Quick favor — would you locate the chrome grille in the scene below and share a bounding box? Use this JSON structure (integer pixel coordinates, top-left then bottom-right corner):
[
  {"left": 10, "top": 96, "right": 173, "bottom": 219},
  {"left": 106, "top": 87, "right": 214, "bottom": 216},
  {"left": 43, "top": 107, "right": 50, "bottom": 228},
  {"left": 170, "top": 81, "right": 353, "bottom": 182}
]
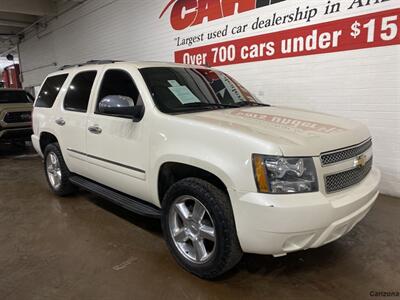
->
[
  {"left": 3, "top": 111, "right": 32, "bottom": 123},
  {"left": 321, "top": 139, "right": 372, "bottom": 166},
  {"left": 325, "top": 158, "right": 372, "bottom": 193}
]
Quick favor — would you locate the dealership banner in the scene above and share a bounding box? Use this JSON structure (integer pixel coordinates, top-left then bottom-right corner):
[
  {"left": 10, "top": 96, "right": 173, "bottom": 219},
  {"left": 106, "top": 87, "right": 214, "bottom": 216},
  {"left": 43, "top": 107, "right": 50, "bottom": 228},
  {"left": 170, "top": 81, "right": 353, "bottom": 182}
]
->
[
  {"left": 175, "top": 8, "right": 399, "bottom": 66},
  {"left": 159, "top": 0, "right": 399, "bottom": 66}
]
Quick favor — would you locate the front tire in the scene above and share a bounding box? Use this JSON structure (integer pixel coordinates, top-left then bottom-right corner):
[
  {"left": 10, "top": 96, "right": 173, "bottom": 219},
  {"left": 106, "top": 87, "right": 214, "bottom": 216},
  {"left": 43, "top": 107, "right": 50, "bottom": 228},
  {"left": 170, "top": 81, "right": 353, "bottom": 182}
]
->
[
  {"left": 162, "top": 178, "right": 242, "bottom": 279},
  {"left": 44, "top": 143, "right": 77, "bottom": 196}
]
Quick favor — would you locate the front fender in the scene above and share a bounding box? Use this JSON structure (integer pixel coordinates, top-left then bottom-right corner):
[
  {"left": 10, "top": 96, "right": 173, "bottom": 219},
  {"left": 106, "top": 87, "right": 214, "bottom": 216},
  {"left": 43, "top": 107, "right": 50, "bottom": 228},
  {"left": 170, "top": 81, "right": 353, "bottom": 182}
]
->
[
  {"left": 149, "top": 154, "right": 235, "bottom": 207},
  {"left": 147, "top": 113, "right": 282, "bottom": 205}
]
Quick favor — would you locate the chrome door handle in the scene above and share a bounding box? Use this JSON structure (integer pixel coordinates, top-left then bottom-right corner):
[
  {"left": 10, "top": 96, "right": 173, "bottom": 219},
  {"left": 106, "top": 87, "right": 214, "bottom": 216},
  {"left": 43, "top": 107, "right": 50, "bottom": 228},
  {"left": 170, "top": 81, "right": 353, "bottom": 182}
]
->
[
  {"left": 55, "top": 118, "right": 66, "bottom": 126},
  {"left": 88, "top": 125, "right": 102, "bottom": 134}
]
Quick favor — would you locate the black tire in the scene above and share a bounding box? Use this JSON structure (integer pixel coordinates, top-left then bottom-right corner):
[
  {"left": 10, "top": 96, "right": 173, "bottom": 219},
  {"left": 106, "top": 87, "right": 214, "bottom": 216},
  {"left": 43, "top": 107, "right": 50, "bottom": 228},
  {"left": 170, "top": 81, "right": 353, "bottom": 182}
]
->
[
  {"left": 162, "top": 178, "right": 243, "bottom": 280},
  {"left": 43, "top": 143, "right": 77, "bottom": 196}
]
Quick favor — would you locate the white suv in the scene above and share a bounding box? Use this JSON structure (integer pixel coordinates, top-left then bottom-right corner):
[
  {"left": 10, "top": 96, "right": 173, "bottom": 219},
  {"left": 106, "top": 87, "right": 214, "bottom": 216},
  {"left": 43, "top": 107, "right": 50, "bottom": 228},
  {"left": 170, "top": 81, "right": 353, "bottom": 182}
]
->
[{"left": 31, "top": 60, "right": 381, "bottom": 279}]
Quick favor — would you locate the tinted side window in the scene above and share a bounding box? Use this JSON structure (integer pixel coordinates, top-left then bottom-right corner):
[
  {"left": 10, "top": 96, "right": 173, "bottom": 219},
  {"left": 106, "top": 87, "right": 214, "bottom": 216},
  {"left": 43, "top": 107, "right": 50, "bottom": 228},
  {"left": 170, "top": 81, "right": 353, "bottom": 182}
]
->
[
  {"left": 35, "top": 74, "right": 68, "bottom": 108},
  {"left": 97, "top": 69, "right": 140, "bottom": 113},
  {"left": 64, "top": 71, "right": 97, "bottom": 112}
]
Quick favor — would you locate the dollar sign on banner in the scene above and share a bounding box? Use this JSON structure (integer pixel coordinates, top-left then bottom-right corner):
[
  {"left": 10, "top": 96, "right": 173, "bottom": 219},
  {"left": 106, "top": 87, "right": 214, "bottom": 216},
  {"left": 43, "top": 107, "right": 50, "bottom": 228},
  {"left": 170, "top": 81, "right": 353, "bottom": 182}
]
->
[{"left": 351, "top": 21, "right": 361, "bottom": 38}]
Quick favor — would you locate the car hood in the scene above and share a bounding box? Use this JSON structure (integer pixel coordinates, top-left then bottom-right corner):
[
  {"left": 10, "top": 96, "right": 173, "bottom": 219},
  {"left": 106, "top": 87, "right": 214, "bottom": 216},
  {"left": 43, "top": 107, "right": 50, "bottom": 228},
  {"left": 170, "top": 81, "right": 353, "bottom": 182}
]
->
[{"left": 178, "top": 106, "right": 370, "bottom": 156}]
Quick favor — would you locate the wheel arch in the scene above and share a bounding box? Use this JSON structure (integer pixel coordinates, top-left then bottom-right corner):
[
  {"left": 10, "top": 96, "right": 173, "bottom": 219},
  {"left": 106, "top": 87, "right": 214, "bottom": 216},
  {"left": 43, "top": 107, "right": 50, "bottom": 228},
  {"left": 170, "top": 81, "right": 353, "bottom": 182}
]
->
[
  {"left": 156, "top": 158, "right": 234, "bottom": 205},
  {"left": 39, "top": 131, "right": 59, "bottom": 154}
]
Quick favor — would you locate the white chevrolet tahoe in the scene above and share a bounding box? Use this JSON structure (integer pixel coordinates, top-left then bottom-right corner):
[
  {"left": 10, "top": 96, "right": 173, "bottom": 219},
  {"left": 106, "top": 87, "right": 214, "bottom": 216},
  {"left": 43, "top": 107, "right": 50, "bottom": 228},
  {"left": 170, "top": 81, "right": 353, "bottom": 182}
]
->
[{"left": 32, "top": 60, "right": 381, "bottom": 279}]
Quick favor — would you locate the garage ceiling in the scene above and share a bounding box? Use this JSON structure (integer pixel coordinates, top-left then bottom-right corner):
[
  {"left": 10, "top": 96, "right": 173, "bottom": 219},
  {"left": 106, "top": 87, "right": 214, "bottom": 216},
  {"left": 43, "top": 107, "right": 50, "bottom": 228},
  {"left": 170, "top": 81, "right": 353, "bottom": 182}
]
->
[
  {"left": 0, "top": 0, "right": 55, "bottom": 56},
  {"left": 0, "top": 0, "right": 58, "bottom": 57}
]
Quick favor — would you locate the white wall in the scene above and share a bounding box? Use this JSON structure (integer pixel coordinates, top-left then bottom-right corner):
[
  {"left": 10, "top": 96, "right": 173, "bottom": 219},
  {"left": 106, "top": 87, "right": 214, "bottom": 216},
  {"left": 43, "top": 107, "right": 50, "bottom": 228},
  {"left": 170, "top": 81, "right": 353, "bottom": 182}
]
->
[{"left": 18, "top": 0, "right": 400, "bottom": 196}]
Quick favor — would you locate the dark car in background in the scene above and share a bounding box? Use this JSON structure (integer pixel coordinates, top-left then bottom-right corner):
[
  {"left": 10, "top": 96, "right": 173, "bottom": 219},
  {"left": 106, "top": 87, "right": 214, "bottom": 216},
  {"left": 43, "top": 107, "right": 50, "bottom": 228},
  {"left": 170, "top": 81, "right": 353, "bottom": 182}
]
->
[{"left": 0, "top": 89, "right": 33, "bottom": 145}]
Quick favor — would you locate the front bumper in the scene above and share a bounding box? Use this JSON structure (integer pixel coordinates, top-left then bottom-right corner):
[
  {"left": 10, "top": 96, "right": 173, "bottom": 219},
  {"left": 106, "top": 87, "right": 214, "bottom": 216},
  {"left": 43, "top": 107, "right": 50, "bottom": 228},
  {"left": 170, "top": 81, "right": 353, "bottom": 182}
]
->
[
  {"left": 0, "top": 127, "right": 33, "bottom": 142},
  {"left": 230, "top": 167, "right": 381, "bottom": 256}
]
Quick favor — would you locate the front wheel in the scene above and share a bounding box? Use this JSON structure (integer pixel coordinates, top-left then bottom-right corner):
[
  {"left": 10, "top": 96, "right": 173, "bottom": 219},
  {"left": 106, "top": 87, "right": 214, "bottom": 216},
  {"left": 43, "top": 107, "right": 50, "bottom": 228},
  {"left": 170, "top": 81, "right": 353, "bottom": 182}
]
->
[{"left": 162, "top": 178, "right": 242, "bottom": 280}]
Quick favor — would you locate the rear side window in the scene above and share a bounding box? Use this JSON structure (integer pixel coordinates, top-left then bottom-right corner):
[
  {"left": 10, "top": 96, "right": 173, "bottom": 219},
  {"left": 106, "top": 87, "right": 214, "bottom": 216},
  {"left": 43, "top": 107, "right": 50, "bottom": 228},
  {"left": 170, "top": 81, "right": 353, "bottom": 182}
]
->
[
  {"left": 64, "top": 71, "right": 97, "bottom": 112},
  {"left": 35, "top": 74, "right": 68, "bottom": 108}
]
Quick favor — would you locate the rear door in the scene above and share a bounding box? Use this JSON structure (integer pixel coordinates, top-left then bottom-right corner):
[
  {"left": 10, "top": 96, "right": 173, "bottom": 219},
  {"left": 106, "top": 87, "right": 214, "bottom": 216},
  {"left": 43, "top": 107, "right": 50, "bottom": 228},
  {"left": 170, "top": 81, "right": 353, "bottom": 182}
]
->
[
  {"left": 56, "top": 68, "right": 101, "bottom": 178},
  {"left": 85, "top": 67, "right": 150, "bottom": 201},
  {"left": 33, "top": 73, "right": 69, "bottom": 154}
]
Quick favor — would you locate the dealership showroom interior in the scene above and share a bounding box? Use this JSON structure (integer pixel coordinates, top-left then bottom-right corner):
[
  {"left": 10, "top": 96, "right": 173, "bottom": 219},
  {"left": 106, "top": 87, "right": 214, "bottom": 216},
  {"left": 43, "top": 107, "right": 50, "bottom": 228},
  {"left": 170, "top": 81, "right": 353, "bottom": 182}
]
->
[{"left": 0, "top": 0, "right": 399, "bottom": 299}]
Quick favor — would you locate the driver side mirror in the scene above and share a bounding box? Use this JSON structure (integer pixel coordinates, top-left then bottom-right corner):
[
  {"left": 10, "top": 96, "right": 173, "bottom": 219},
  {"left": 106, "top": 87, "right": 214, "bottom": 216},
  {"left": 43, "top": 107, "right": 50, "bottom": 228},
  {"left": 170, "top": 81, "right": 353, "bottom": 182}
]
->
[{"left": 98, "top": 95, "right": 144, "bottom": 122}]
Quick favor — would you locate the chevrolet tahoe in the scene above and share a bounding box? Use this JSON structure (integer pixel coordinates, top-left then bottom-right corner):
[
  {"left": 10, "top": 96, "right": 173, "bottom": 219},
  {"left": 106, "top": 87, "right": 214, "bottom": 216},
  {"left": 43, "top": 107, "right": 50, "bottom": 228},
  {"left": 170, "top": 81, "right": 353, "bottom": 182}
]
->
[{"left": 31, "top": 60, "right": 381, "bottom": 279}]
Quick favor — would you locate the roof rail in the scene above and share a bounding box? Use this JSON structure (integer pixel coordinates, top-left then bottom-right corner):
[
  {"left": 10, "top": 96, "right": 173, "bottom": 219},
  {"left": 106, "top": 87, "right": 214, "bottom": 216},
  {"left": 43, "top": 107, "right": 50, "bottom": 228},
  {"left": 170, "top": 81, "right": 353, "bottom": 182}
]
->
[
  {"left": 59, "top": 64, "right": 75, "bottom": 70},
  {"left": 59, "top": 60, "right": 122, "bottom": 70},
  {"left": 85, "top": 60, "right": 122, "bottom": 65}
]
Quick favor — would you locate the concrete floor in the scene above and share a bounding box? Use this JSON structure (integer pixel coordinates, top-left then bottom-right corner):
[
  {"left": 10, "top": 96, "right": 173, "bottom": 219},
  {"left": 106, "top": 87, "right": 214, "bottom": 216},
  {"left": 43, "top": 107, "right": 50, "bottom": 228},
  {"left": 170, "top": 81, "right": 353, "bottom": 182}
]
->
[{"left": 0, "top": 144, "right": 399, "bottom": 300}]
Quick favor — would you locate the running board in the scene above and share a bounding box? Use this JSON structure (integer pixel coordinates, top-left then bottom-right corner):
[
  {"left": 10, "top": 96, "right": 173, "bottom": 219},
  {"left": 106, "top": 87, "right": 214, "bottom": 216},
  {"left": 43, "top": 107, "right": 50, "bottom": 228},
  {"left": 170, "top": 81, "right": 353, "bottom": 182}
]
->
[{"left": 69, "top": 175, "right": 161, "bottom": 218}]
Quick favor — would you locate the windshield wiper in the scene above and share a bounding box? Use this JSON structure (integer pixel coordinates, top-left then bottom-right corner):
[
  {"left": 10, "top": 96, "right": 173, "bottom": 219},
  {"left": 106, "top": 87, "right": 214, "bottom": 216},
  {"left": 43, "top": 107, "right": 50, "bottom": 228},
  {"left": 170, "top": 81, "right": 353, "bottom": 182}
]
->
[
  {"left": 235, "top": 102, "right": 270, "bottom": 107},
  {"left": 177, "top": 102, "right": 270, "bottom": 112},
  {"left": 182, "top": 102, "right": 240, "bottom": 109}
]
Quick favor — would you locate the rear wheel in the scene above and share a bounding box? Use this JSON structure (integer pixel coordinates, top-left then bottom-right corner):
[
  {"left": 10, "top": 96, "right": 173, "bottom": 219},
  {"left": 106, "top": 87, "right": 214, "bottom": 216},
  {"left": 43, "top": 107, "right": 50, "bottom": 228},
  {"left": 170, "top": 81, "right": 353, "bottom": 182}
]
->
[
  {"left": 44, "top": 143, "right": 77, "bottom": 196},
  {"left": 162, "top": 178, "right": 242, "bottom": 279}
]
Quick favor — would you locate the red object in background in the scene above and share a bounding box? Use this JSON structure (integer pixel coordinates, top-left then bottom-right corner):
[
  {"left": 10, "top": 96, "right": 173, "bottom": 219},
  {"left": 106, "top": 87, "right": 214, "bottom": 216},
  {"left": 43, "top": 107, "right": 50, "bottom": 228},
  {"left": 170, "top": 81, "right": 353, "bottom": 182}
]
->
[{"left": 2, "top": 64, "right": 22, "bottom": 88}]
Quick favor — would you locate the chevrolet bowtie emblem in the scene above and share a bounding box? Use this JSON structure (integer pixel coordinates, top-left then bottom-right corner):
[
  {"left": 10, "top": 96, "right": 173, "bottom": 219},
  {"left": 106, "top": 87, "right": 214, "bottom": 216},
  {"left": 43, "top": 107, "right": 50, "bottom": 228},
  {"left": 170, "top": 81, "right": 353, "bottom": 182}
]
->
[{"left": 354, "top": 154, "right": 367, "bottom": 168}]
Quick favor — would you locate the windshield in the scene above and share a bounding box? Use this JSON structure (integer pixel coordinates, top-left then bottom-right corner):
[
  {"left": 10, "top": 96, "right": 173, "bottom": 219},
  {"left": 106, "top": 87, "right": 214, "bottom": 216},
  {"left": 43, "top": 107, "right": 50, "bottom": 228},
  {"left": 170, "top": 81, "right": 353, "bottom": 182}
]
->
[
  {"left": 140, "top": 67, "right": 263, "bottom": 114},
  {"left": 0, "top": 90, "right": 33, "bottom": 104}
]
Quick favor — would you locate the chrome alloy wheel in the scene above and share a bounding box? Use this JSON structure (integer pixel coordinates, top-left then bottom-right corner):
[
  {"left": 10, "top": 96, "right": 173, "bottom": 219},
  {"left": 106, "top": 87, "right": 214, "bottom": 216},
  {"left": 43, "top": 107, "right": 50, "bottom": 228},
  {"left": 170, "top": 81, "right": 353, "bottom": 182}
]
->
[
  {"left": 169, "top": 195, "right": 216, "bottom": 264},
  {"left": 46, "top": 152, "right": 62, "bottom": 190}
]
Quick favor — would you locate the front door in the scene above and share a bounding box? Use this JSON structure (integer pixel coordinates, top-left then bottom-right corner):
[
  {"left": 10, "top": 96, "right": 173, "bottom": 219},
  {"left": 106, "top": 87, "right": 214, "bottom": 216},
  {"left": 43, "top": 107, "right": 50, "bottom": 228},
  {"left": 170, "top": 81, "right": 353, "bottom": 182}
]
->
[{"left": 85, "top": 68, "right": 150, "bottom": 201}]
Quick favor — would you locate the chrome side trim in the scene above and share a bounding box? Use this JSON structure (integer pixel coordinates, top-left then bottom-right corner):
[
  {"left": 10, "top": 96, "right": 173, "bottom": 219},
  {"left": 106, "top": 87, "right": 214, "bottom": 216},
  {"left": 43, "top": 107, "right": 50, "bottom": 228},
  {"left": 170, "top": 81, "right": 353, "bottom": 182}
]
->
[{"left": 67, "top": 148, "right": 145, "bottom": 174}]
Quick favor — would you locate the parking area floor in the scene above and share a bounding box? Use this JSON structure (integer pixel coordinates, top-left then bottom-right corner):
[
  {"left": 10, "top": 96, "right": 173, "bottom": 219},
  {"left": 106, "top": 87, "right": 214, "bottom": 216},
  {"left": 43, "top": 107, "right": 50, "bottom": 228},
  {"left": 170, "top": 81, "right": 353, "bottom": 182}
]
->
[{"left": 0, "top": 144, "right": 399, "bottom": 300}]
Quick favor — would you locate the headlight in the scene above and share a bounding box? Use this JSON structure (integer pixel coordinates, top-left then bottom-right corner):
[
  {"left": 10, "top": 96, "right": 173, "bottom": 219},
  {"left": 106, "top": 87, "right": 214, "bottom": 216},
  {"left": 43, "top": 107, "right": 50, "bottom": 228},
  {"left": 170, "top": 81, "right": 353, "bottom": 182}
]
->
[{"left": 252, "top": 154, "right": 318, "bottom": 194}]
